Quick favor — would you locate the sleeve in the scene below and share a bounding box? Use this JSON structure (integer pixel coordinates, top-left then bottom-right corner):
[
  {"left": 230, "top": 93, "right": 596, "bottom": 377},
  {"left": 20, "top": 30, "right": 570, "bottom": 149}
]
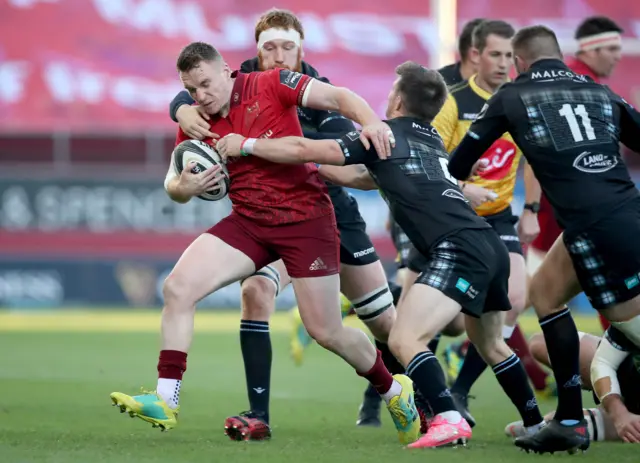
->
[
  {"left": 268, "top": 68, "right": 313, "bottom": 108},
  {"left": 304, "top": 130, "right": 353, "bottom": 140},
  {"left": 169, "top": 90, "right": 195, "bottom": 123},
  {"left": 318, "top": 111, "right": 356, "bottom": 133},
  {"left": 336, "top": 131, "right": 380, "bottom": 166},
  {"left": 431, "top": 94, "right": 459, "bottom": 152},
  {"left": 616, "top": 94, "right": 640, "bottom": 153},
  {"left": 448, "top": 91, "right": 509, "bottom": 180}
]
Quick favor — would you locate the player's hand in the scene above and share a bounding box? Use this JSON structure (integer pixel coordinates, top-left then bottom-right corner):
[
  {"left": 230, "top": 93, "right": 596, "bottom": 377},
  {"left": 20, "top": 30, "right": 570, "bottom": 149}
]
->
[
  {"left": 176, "top": 105, "right": 219, "bottom": 140},
  {"left": 518, "top": 209, "right": 540, "bottom": 244},
  {"left": 360, "top": 121, "right": 395, "bottom": 159},
  {"left": 471, "top": 159, "right": 490, "bottom": 176},
  {"left": 613, "top": 411, "right": 640, "bottom": 443},
  {"left": 216, "top": 134, "right": 246, "bottom": 160},
  {"left": 462, "top": 183, "right": 498, "bottom": 208},
  {"left": 177, "top": 161, "right": 225, "bottom": 197}
]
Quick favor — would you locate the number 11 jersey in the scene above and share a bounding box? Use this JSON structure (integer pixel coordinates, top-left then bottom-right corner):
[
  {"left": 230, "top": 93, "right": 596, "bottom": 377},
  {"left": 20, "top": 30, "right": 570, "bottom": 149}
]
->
[{"left": 451, "top": 58, "right": 640, "bottom": 234}]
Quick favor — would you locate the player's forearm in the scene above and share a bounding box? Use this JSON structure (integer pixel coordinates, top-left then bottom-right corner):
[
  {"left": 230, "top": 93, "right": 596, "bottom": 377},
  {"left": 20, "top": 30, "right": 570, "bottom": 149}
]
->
[
  {"left": 305, "top": 83, "right": 380, "bottom": 127},
  {"left": 332, "top": 88, "right": 380, "bottom": 127},
  {"left": 448, "top": 139, "right": 484, "bottom": 180},
  {"left": 523, "top": 161, "right": 542, "bottom": 203},
  {"left": 319, "top": 165, "right": 377, "bottom": 190},
  {"left": 602, "top": 394, "right": 630, "bottom": 421},
  {"left": 251, "top": 137, "right": 343, "bottom": 166},
  {"left": 252, "top": 137, "right": 309, "bottom": 164},
  {"left": 165, "top": 177, "right": 192, "bottom": 203}
]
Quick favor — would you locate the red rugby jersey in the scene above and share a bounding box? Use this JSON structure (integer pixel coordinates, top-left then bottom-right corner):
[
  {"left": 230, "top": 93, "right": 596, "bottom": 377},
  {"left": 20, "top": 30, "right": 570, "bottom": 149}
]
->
[{"left": 175, "top": 69, "right": 333, "bottom": 226}]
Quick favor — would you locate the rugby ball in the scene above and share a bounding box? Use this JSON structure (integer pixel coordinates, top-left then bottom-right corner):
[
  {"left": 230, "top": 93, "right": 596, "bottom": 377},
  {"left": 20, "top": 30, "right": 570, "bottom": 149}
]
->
[{"left": 172, "top": 139, "right": 230, "bottom": 201}]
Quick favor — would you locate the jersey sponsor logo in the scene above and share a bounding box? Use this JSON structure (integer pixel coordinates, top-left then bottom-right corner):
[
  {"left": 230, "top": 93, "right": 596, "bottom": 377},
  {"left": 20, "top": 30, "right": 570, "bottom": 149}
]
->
[
  {"left": 353, "top": 247, "right": 375, "bottom": 258},
  {"left": 345, "top": 131, "right": 359, "bottom": 142},
  {"left": 572, "top": 151, "right": 618, "bottom": 173},
  {"left": 244, "top": 100, "right": 261, "bottom": 133},
  {"left": 476, "top": 139, "right": 517, "bottom": 180},
  {"left": 455, "top": 277, "right": 478, "bottom": 299},
  {"left": 279, "top": 69, "right": 303, "bottom": 89},
  {"left": 462, "top": 112, "right": 478, "bottom": 120},
  {"left": 412, "top": 122, "right": 440, "bottom": 138},
  {"left": 531, "top": 69, "right": 584, "bottom": 80},
  {"left": 442, "top": 188, "right": 467, "bottom": 202}
]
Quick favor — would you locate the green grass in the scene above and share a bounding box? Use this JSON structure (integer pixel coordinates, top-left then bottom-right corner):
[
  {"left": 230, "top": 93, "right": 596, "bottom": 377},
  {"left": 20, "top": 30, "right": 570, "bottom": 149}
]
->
[{"left": 0, "top": 311, "right": 637, "bottom": 462}]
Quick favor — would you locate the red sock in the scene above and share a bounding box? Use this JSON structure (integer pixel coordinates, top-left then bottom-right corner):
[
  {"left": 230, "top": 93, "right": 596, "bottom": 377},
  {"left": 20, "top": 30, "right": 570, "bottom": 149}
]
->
[
  {"left": 358, "top": 349, "right": 394, "bottom": 395},
  {"left": 506, "top": 324, "right": 548, "bottom": 391},
  {"left": 157, "top": 350, "right": 187, "bottom": 380},
  {"left": 598, "top": 312, "right": 610, "bottom": 331}
]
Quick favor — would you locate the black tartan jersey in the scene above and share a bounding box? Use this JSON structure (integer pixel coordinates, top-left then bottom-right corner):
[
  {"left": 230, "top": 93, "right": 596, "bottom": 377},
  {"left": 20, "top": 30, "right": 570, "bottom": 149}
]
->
[
  {"left": 449, "top": 59, "right": 640, "bottom": 233},
  {"left": 336, "top": 117, "right": 490, "bottom": 255}
]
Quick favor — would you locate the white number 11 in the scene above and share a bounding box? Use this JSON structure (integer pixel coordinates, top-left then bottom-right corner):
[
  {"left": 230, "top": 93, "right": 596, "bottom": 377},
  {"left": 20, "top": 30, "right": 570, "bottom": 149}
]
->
[
  {"left": 438, "top": 157, "right": 458, "bottom": 185},
  {"left": 558, "top": 103, "right": 596, "bottom": 142}
]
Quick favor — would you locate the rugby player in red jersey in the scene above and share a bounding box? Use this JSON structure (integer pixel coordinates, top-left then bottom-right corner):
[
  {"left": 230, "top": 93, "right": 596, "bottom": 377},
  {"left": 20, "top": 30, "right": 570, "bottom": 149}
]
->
[
  {"left": 109, "top": 41, "right": 421, "bottom": 444},
  {"left": 528, "top": 16, "right": 623, "bottom": 332}
]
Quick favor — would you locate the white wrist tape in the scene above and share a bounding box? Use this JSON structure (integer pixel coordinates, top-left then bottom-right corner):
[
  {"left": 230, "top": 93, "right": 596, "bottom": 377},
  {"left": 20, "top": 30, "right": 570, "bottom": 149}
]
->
[
  {"left": 243, "top": 138, "right": 257, "bottom": 155},
  {"left": 590, "top": 334, "right": 627, "bottom": 402},
  {"left": 578, "top": 32, "right": 622, "bottom": 51},
  {"left": 257, "top": 27, "right": 301, "bottom": 49}
]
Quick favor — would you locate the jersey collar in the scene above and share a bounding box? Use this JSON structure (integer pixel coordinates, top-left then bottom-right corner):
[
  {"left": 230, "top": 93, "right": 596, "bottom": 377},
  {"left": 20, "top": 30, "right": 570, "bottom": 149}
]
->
[
  {"left": 468, "top": 74, "right": 493, "bottom": 101},
  {"left": 230, "top": 71, "right": 246, "bottom": 108}
]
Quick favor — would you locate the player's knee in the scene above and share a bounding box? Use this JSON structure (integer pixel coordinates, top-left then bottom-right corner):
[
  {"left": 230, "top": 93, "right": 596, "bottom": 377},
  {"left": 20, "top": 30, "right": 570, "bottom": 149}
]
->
[
  {"left": 162, "top": 272, "right": 196, "bottom": 308},
  {"left": 305, "top": 324, "right": 339, "bottom": 350},
  {"left": 475, "top": 337, "right": 512, "bottom": 366},
  {"left": 240, "top": 276, "right": 276, "bottom": 320},
  {"left": 442, "top": 314, "right": 465, "bottom": 337},
  {"left": 527, "top": 275, "right": 552, "bottom": 315},
  {"left": 507, "top": 283, "right": 527, "bottom": 315}
]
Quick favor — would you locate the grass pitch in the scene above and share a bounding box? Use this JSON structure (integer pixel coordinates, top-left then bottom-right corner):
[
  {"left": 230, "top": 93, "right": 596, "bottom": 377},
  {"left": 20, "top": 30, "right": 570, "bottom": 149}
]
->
[{"left": 0, "top": 310, "right": 638, "bottom": 462}]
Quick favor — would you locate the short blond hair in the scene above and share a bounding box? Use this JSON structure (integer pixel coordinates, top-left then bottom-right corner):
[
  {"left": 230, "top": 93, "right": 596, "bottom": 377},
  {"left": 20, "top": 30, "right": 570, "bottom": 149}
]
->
[{"left": 254, "top": 9, "right": 305, "bottom": 43}]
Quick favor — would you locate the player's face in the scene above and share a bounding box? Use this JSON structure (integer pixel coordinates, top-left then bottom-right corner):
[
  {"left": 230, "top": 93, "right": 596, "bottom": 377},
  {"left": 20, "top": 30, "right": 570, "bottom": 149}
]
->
[
  {"left": 179, "top": 60, "right": 232, "bottom": 115},
  {"left": 592, "top": 45, "right": 622, "bottom": 77},
  {"left": 476, "top": 34, "right": 513, "bottom": 88},
  {"left": 259, "top": 39, "right": 302, "bottom": 71}
]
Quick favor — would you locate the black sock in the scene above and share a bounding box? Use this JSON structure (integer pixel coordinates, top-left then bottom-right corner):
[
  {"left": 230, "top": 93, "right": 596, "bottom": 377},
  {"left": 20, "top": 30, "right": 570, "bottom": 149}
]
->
[
  {"left": 451, "top": 343, "right": 487, "bottom": 396},
  {"left": 375, "top": 339, "right": 405, "bottom": 375},
  {"left": 239, "top": 320, "right": 271, "bottom": 423},
  {"left": 427, "top": 333, "right": 442, "bottom": 354},
  {"left": 492, "top": 353, "right": 544, "bottom": 427},
  {"left": 406, "top": 351, "right": 455, "bottom": 415},
  {"left": 539, "top": 307, "right": 583, "bottom": 422}
]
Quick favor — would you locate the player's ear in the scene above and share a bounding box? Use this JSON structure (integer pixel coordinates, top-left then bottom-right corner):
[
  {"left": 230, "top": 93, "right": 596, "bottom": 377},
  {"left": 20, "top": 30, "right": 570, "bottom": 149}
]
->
[
  {"left": 220, "top": 61, "right": 231, "bottom": 77},
  {"left": 514, "top": 55, "right": 525, "bottom": 74},
  {"left": 394, "top": 94, "right": 403, "bottom": 113},
  {"left": 469, "top": 47, "right": 481, "bottom": 66}
]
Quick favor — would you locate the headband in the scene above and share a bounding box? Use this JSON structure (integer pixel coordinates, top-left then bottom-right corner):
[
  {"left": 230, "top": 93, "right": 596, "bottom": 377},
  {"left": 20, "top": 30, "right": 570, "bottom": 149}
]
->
[
  {"left": 257, "top": 27, "right": 302, "bottom": 49},
  {"left": 578, "top": 31, "right": 622, "bottom": 51}
]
